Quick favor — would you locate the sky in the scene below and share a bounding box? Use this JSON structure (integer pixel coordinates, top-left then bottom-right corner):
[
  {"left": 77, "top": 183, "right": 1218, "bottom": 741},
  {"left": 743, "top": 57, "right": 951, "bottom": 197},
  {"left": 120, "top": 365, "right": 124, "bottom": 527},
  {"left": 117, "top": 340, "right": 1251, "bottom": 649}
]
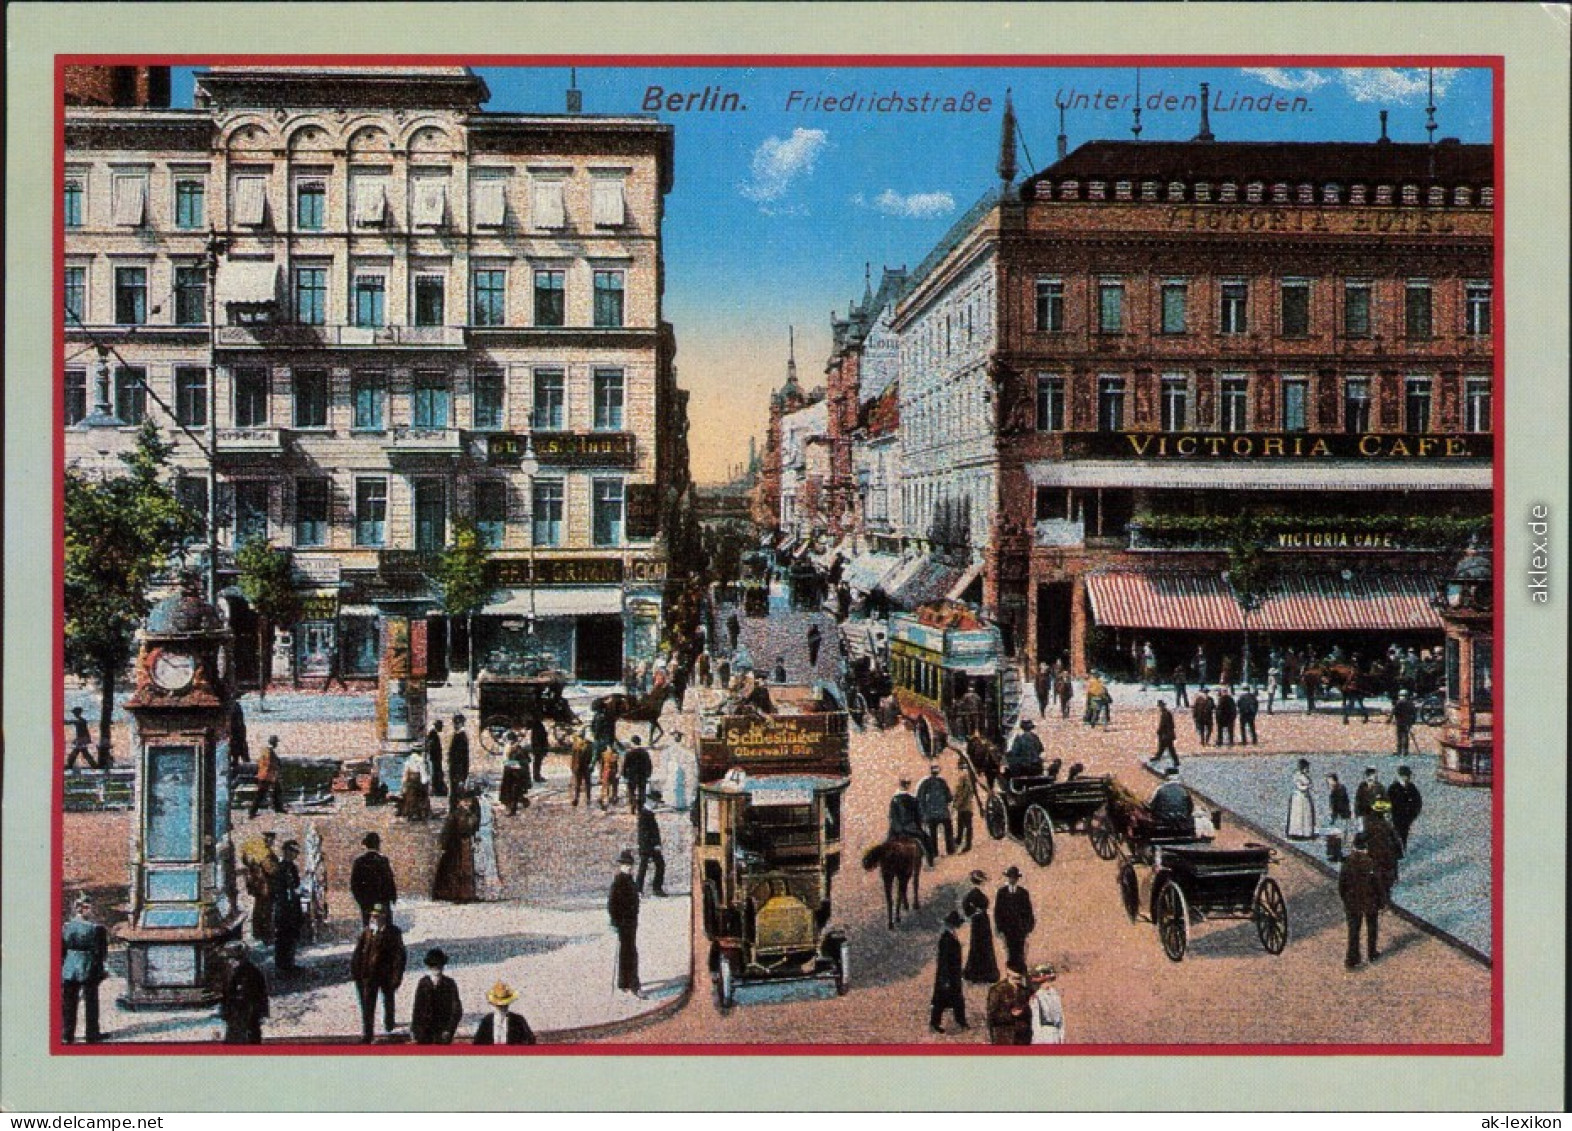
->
[{"left": 171, "top": 63, "right": 1493, "bottom": 483}]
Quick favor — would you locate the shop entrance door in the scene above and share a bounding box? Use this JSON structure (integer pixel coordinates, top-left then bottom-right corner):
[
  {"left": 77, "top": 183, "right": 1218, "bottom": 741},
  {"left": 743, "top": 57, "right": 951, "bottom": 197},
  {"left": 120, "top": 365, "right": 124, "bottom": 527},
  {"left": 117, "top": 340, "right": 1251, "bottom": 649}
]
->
[
  {"left": 1036, "top": 582, "right": 1073, "bottom": 668},
  {"left": 576, "top": 615, "right": 623, "bottom": 683}
]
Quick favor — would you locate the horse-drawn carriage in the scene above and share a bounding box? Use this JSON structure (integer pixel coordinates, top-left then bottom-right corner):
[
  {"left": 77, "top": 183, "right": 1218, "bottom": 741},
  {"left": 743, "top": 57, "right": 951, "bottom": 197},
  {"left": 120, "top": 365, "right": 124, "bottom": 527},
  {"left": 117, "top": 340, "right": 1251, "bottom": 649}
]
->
[
  {"left": 476, "top": 669, "right": 581, "bottom": 755},
  {"left": 888, "top": 601, "right": 1020, "bottom": 756},
  {"left": 1096, "top": 782, "right": 1289, "bottom": 962},
  {"left": 695, "top": 687, "right": 852, "bottom": 1007},
  {"left": 981, "top": 767, "right": 1114, "bottom": 867}
]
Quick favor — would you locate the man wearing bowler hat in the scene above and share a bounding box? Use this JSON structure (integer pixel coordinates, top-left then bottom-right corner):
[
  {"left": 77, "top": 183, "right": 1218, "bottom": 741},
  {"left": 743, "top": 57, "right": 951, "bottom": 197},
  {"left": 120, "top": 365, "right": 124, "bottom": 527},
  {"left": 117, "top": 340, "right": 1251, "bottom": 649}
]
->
[
  {"left": 994, "top": 865, "right": 1037, "bottom": 973},
  {"left": 411, "top": 947, "right": 463, "bottom": 1045},
  {"left": 350, "top": 904, "right": 406, "bottom": 1043},
  {"left": 929, "top": 909, "right": 969, "bottom": 1034},
  {"left": 350, "top": 831, "right": 398, "bottom": 926},
  {"left": 608, "top": 849, "right": 642, "bottom": 996},
  {"left": 1004, "top": 720, "right": 1044, "bottom": 779},
  {"left": 993, "top": 868, "right": 1043, "bottom": 975}
]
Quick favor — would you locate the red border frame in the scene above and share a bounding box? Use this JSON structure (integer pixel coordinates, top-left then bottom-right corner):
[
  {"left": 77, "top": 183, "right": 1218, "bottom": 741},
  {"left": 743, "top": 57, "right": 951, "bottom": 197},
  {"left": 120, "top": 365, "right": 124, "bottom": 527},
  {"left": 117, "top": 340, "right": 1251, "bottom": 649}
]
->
[{"left": 51, "top": 52, "right": 1507, "bottom": 1058}]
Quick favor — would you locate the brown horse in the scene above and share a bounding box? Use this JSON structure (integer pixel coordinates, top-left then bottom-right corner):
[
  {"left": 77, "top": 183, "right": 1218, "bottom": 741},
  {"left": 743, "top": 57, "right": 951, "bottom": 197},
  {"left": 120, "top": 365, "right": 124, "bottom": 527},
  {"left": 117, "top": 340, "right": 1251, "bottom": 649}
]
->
[
  {"left": 595, "top": 685, "right": 676, "bottom": 745},
  {"left": 862, "top": 836, "right": 924, "bottom": 929}
]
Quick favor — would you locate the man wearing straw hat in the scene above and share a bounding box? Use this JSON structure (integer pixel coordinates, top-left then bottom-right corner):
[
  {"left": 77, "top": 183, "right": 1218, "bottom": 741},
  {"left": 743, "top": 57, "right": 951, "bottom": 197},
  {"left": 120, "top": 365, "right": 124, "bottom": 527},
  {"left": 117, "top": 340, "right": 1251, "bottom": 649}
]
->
[
  {"left": 1028, "top": 964, "right": 1065, "bottom": 1044},
  {"left": 473, "top": 982, "right": 536, "bottom": 1045}
]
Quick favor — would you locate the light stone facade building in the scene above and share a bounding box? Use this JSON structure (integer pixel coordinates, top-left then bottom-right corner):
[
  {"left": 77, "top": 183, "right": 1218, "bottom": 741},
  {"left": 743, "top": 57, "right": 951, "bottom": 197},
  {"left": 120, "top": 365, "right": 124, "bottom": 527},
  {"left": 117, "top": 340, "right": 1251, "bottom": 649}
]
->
[{"left": 64, "top": 66, "right": 684, "bottom": 685}]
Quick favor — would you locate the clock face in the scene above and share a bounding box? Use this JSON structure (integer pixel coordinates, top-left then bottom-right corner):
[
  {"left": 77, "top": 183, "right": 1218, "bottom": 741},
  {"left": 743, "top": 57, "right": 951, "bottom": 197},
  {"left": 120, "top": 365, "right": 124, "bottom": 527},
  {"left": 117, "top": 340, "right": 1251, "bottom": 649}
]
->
[{"left": 151, "top": 650, "right": 197, "bottom": 692}]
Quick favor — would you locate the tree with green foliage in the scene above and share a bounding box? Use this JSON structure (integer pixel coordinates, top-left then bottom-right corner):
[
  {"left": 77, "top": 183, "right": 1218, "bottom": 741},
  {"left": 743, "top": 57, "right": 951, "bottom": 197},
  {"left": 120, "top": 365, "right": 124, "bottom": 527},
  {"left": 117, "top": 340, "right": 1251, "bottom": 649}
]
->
[
  {"left": 64, "top": 422, "right": 205, "bottom": 759},
  {"left": 235, "top": 536, "right": 302, "bottom": 708},
  {"left": 1223, "top": 512, "right": 1279, "bottom": 687},
  {"left": 432, "top": 519, "right": 493, "bottom": 693}
]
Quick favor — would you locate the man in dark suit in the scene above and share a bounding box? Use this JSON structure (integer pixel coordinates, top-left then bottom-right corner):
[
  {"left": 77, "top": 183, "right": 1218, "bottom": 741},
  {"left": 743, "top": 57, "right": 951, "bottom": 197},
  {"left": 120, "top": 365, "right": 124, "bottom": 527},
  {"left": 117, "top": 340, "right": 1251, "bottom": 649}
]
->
[
  {"left": 929, "top": 909, "right": 969, "bottom": 1034},
  {"left": 1339, "top": 833, "right": 1385, "bottom": 968},
  {"left": 1214, "top": 688, "right": 1237, "bottom": 747},
  {"left": 1387, "top": 766, "right": 1424, "bottom": 850},
  {"left": 1004, "top": 720, "right": 1044, "bottom": 778},
  {"left": 271, "top": 839, "right": 304, "bottom": 973},
  {"left": 887, "top": 778, "right": 924, "bottom": 847},
  {"left": 350, "top": 904, "right": 407, "bottom": 1043},
  {"left": 1237, "top": 687, "right": 1260, "bottom": 745},
  {"left": 425, "top": 719, "right": 448, "bottom": 798},
  {"left": 608, "top": 851, "right": 641, "bottom": 996},
  {"left": 622, "top": 736, "right": 653, "bottom": 815},
  {"left": 219, "top": 941, "right": 269, "bottom": 1044},
  {"left": 1354, "top": 767, "right": 1386, "bottom": 821},
  {"left": 994, "top": 866, "right": 1037, "bottom": 973},
  {"left": 637, "top": 790, "right": 667, "bottom": 896},
  {"left": 528, "top": 715, "right": 551, "bottom": 783},
  {"left": 1152, "top": 700, "right": 1179, "bottom": 768},
  {"left": 915, "top": 763, "right": 955, "bottom": 864},
  {"left": 350, "top": 832, "right": 398, "bottom": 927},
  {"left": 411, "top": 947, "right": 463, "bottom": 1045},
  {"left": 60, "top": 893, "right": 108, "bottom": 1043},
  {"left": 447, "top": 714, "right": 471, "bottom": 799}
]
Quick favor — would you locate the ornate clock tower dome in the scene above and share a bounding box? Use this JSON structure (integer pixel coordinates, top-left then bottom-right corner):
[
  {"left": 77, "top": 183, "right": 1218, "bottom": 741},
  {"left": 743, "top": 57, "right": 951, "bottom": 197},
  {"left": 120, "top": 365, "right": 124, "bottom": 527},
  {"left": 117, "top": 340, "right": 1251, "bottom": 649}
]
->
[{"left": 119, "top": 573, "right": 244, "bottom": 1008}]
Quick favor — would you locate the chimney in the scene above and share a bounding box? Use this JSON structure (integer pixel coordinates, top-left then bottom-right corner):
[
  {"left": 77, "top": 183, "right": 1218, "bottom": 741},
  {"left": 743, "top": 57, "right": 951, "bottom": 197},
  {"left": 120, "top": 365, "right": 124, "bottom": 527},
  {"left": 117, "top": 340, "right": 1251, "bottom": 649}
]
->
[
  {"left": 566, "top": 67, "right": 583, "bottom": 114},
  {"left": 1195, "top": 82, "right": 1215, "bottom": 142},
  {"left": 1056, "top": 102, "right": 1068, "bottom": 162}
]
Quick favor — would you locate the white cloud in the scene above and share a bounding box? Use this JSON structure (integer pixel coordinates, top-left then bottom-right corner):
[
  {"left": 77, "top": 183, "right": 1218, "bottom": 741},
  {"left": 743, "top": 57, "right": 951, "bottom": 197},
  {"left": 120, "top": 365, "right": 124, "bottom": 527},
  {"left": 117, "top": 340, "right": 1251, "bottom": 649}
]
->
[
  {"left": 1242, "top": 68, "right": 1329, "bottom": 93},
  {"left": 740, "top": 128, "right": 829, "bottom": 204},
  {"left": 857, "top": 188, "right": 957, "bottom": 219},
  {"left": 1339, "top": 67, "right": 1460, "bottom": 105}
]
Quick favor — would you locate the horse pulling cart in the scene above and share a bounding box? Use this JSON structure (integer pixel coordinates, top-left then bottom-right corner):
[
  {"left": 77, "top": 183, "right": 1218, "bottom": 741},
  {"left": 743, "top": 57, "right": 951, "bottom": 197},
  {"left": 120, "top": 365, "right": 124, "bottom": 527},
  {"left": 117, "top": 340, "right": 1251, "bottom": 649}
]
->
[
  {"left": 695, "top": 688, "right": 852, "bottom": 1008},
  {"left": 475, "top": 670, "right": 581, "bottom": 755},
  {"left": 982, "top": 770, "right": 1114, "bottom": 867}
]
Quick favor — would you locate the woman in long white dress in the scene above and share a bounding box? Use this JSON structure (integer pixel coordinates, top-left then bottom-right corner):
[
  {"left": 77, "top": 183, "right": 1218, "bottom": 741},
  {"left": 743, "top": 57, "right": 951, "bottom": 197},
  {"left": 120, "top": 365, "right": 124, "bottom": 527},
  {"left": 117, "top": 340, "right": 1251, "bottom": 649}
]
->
[
  {"left": 473, "top": 789, "right": 503, "bottom": 901},
  {"left": 1285, "top": 758, "right": 1317, "bottom": 839},
  {"left": 1029, "top": 965, "right": 1065, "bottom": 1044}
]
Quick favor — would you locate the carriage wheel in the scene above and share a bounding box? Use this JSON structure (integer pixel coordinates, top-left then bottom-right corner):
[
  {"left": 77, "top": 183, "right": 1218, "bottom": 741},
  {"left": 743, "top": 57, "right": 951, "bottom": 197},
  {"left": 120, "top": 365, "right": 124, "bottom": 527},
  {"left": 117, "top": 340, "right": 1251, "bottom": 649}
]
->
[
  {"left": 1023, "top": 805, "right": 1055, "bottom": 867},
  {"left": 1253, "top": 877, "right": 1289, "bottom": 955},
  {"left": 716, "top": 951, "right": 739, "bottom": 1010},
  {"left": 1089, "top": 807, "right": 1119, "bottom": 861},
  {"left": 1118, "top": 862, "right": 1141, "bottom": 923},
  {"left": 1155, "top": 880, "right": 1190, "bottom": 962},
  {"left": 479, "top": 717, "right": 513, "bottom": 756},
  {"left": 985, "top": 795, "right": 1007, "bottom": 840}
]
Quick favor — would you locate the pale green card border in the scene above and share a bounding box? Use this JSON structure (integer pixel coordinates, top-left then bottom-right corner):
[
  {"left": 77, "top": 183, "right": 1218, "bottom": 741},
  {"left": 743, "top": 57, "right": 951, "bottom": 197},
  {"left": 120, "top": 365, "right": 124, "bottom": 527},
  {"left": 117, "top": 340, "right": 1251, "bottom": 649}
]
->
[{"left": 5, "top": 2, "right": 1567, "bottom": 1113}]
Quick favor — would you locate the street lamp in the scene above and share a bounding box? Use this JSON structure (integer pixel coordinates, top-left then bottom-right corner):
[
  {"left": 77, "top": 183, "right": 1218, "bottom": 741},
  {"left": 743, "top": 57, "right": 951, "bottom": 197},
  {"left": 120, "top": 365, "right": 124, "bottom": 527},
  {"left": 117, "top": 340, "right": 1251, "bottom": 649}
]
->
[{"left": 519, "top": 436, "right": 540, "bottom": 638}]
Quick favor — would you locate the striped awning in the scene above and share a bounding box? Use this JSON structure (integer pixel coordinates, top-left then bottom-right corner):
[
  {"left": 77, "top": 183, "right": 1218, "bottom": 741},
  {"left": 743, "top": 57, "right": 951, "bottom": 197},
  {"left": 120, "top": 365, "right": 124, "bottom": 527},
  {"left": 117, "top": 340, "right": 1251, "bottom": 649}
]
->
[{"left": 1085, "top": 571, "right": 1444, "bottom": 633}]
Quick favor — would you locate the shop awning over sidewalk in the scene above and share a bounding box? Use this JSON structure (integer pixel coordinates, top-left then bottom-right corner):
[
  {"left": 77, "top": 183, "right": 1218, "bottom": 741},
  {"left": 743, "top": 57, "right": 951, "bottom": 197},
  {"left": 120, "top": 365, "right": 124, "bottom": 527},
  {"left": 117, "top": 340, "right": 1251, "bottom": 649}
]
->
[
  {"left": 1085, "top": 571, "right": 1444, "bottom": 633},
  {"left": 891, "top": 557, "right": 971, "bottom": 611},
  {"left": 1026, "top": 460, "right": 1492, "bottom": 492},
  {"left": 485, "top": 588, "right": 625, "bottom": 617}
]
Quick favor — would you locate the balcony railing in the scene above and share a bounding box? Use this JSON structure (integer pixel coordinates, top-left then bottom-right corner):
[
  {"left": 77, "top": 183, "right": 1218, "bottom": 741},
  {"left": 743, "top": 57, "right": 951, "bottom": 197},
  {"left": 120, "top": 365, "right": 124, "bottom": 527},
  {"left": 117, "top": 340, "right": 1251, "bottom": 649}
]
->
[
  {"left": 216, "top": 324, "right": 466, "bottom": 349},
  {"left": 1034, "top": 518, "right": 1086, "bottom": 547}
]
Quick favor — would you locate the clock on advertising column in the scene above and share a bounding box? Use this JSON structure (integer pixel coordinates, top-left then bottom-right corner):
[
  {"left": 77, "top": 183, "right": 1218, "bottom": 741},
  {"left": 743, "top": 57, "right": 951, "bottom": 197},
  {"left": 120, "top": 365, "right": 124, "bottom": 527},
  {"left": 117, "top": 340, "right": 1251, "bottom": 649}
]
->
[{"left": 119, "top": 573, "right": 243, "bottom": 1009}]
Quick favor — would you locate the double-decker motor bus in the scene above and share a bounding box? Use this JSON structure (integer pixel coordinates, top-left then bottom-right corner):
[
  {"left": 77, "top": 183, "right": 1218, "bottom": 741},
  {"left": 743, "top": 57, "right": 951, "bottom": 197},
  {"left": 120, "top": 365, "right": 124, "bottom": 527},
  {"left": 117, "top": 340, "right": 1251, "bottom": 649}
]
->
[{"left": 889, "top": 600, "right": 1021, "bottom": 756}]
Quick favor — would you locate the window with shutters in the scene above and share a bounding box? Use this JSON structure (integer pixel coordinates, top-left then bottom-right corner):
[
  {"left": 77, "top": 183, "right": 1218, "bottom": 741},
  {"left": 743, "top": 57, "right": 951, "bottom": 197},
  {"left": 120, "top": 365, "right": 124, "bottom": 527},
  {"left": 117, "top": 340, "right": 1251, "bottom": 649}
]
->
[
  {"left": 533, "top": 177, "right": 567, "bottom": 229},
  {"left": 352, "top": 176, "right": 388, "bottom": 227},
  {"left": 592, "top": 178, "right": 626, "bottom": 227},
  {"left": 412, "top": 178, "right": 449, "bottom": 228},
  {"left": 111, "top": 173, "right": 148, "bottom": 226},
  {"left": 472, "top": 176, "right": 506, "bottom": 227},
  {"left": 232, "top": 176, "right": 267, "bottom": 227}
]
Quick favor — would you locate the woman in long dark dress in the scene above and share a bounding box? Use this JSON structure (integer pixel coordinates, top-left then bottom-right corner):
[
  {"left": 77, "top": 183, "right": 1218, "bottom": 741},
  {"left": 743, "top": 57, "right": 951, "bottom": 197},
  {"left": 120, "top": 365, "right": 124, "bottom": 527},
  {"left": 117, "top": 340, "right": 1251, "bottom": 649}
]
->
[
  {"left": 432, "top": 791, "right": 480, "bottom": 903},
  {"left": 962, "top": 870, "right": 1000, "bottom": 984}
]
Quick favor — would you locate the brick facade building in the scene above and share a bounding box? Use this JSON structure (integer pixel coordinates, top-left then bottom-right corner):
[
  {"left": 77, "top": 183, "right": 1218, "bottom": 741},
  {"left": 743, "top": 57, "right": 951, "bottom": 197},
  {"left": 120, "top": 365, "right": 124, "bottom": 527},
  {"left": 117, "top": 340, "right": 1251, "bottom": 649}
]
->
[{"left": 64, "top": 66, "right": 686, "bottom": 685}]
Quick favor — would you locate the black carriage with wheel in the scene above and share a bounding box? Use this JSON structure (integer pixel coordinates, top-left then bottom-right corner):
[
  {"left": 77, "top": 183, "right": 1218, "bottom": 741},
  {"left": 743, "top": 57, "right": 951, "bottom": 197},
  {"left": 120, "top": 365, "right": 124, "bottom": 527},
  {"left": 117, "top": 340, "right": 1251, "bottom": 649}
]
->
[
  {"left": 1120, "top": 842, "right": 1289, "bottom": 962},
  {"left": 475, "top": 671, "right": 581, "bottom": 756},
  {"left": 981, "top": 772, "right": 1114, "bottom": 867}
]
